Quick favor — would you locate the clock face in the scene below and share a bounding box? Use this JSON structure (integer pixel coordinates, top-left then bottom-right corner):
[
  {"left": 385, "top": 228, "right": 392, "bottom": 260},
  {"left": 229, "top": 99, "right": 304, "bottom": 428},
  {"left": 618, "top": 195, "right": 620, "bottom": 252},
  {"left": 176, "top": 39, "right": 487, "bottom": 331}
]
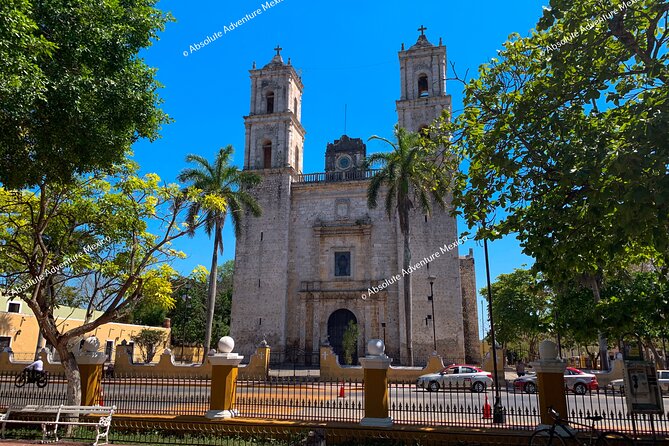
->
[{"left": 336, "top": 155, "right": 352, "bottom": 170}]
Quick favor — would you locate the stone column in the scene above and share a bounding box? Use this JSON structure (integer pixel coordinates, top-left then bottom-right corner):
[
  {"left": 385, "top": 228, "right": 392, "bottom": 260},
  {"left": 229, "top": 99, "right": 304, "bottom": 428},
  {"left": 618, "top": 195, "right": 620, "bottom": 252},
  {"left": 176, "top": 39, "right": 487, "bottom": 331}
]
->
[
  {"left": 206, "top": 336, "right": 244, "bottom": 419},
  {"left": 75, "top": 336, "right": 107, "bottom": 406},
  {"left": 360, "top": 339, "right": 392, "bottom": 427},
  {"left": 532, "top": 340, "right": 567, "bottom": 426}
]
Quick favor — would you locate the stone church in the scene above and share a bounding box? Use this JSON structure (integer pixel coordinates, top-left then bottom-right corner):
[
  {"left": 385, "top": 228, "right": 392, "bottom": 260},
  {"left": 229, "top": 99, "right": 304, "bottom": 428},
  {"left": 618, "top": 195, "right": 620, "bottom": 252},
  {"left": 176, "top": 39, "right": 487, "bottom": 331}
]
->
[{"left": 230, "top": 30, "right": 480, "bottom": 366}]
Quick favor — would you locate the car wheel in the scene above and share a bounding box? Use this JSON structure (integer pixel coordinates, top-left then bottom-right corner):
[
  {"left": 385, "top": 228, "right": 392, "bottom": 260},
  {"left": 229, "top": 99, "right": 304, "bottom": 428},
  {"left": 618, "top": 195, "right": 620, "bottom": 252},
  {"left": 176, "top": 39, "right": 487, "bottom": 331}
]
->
[
  {"left": 428, "top": 381, "right": 440, "bottom": 392},
  {"left": 525, "top": 382, "right": 537, "bottom": 394},
  {"left": 574, "top": 383, "right": 587, "bottom": 395},
  {"left": 471, "top": 381, "right": 486, "bottom": 393}
]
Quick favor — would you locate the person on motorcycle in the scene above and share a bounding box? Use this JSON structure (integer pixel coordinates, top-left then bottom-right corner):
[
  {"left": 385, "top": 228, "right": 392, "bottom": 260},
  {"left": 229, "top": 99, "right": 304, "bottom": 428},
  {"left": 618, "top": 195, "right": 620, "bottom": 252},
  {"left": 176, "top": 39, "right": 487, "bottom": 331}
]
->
[{"left": 24, "top": 358, "right": 44, "bottom": 382}]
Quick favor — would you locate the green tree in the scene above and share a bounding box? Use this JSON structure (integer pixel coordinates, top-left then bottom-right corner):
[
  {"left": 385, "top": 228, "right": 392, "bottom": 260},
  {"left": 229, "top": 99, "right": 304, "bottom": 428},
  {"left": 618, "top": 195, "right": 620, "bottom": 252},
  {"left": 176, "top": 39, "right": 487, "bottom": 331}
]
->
[
  {"left": 342, "top": 320, "right": 360, "bottom": 366},
  {"left": 168, "top": 261, "right": 234, "bottom": 357},
  {"left": 484, "top": 269, "right": 551, "bottom": 360},
  {"left": 598, "top": 271, "right": 669, "bottom": 365},
  {"left": 131, "top": 329, "right": 167, "bottom": 363},
  {"left": 178, "top": 147, "right": 261, "bottom": 355},
  {"left": 0, "top": 161, "right": 204, "bottom": 405},
  {"left": 433, "top": 0, "right": 669, "bottom": 369},
  {"left": 366, "top": 126, "right": 450, "bottom": 366},
  {"left": 0, "top": 0, "right": 171, "bottom": 189}
]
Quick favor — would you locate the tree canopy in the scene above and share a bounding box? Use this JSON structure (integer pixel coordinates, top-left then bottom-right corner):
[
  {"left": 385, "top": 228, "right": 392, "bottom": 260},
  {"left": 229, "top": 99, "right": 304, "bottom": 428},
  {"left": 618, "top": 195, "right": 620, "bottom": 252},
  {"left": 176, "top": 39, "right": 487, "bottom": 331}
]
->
[
  {"left": 430, "top": 0, "right": 669, "bottom": 368},
  {"left": 0, "top": 0, "right": 171, "bottom": 189}
]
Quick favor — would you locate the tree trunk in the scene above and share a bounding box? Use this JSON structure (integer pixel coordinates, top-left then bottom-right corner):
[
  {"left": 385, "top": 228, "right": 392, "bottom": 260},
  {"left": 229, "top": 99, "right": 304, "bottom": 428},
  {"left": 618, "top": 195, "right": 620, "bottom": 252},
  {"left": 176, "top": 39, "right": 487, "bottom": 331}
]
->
[
  {"left": 644, "top": 338, "right": 663, "bottom": 368},
  {"left": 57, "top": 342, "right": 82, "bottom": 406},
  {"left": 588, "top": 276, "right": 609, "bottom": 371},
  {"left": 203, "top": 226, "right": 221, "bottom": 362},
  {"left": 403, "top": 231, "right": 413, "bottom": 366}
]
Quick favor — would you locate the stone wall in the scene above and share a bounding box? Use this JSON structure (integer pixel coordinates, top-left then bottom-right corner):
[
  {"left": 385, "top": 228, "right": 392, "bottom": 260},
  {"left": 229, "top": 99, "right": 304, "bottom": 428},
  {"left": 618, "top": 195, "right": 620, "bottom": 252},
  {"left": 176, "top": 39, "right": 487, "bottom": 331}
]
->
[
  {"left": 459, "top": 250, "right": 481, "bottom": 364},
  {"left": 230, "top": 169, "right": 293, "bottom": 355}
]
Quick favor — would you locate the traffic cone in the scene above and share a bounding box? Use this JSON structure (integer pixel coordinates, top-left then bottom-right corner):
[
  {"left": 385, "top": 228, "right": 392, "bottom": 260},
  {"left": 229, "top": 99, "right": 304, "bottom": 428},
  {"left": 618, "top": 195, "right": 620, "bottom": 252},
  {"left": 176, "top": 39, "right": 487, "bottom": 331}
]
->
[
  {"left": 482, "top": 394, "right": 492, "bottom": 419},
  {"left": 338, "top": 381, "right": 345, "bottom": 398}
]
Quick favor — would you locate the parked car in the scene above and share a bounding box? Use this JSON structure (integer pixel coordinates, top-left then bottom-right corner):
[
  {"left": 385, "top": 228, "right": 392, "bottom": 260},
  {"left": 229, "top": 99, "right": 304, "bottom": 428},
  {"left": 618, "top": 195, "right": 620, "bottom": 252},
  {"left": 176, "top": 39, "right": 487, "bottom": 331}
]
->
[
  {"left": 609, "top": 370, "right": 669, "bottom": 394},
  {"left": 513, "top": 367, "right": 598, "bottom": 395},
  {"left": 416, "top": 364, "right": 493, "bottom": 393}
]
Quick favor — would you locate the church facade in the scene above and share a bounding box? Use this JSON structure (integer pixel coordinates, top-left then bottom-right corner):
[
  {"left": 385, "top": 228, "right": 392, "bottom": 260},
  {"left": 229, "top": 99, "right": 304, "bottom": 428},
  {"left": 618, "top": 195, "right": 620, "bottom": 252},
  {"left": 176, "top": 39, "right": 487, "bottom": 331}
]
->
[{"left": 230, "top": 31, "right": 480, "bottom": 366}]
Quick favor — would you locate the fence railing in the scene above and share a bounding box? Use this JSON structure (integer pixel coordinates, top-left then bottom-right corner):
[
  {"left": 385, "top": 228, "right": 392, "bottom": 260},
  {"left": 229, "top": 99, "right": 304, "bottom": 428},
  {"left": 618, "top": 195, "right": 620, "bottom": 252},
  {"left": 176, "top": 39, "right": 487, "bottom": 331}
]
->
[
  {"left": 2, "top": 369, "right": 668, "bottom": 437},
  {"left": 102, "top": 374, "right": 211, "bottom": 416},
  {"left": 235, "top": 376, "right": 363, "bottom": 422},
  {"left": 566, "top": 387, "right": 669, "bottom": 435},
  {"left": 0, "top": 371, "right": 68, "bottom": 409},
  {"left": 389, "top": 380, "right": 541, "bottom": 429},
  {"left": 293, "top": 169, "right": 380, "bottom": 183}
]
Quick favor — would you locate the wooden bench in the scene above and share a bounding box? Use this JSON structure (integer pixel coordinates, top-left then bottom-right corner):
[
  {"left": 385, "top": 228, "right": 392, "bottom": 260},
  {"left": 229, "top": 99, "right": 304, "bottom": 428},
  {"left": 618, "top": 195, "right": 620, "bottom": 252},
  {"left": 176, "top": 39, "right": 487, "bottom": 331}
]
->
[{"left": 1, "top": 404, "right": 115, "bottom": 445}]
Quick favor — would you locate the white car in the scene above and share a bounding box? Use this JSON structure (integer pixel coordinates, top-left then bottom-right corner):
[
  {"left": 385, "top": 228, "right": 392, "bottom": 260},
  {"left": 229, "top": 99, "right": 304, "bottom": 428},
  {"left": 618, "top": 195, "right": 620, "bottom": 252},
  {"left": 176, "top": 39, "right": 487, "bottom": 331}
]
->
[
  {"left": 610, "top": 370, "right": 669, "bottom": 394},
  {"left": 514, "top": 367, "right": 599, "bottom": 394},
  {"left": 416, "top": 364, "right": 493, "bottom": 393}
]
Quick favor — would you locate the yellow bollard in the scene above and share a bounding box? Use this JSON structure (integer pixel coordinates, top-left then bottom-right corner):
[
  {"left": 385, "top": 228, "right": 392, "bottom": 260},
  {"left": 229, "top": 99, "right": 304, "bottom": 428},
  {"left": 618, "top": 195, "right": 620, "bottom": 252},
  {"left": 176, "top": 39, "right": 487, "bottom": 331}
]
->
[{"left": 360, "top": 339, "right": 392, "bottom": 427}]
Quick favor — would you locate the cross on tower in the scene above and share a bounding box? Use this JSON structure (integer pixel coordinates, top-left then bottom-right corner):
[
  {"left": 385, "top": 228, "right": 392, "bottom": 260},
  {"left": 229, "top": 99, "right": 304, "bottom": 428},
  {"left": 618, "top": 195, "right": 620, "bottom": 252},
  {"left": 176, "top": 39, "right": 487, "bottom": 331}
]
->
[
  {"left": 418, "top": 25, "right": 427, "bottom": 36},
  {"left": 274, "top": 45, "right": 283, "bottom": 56}
]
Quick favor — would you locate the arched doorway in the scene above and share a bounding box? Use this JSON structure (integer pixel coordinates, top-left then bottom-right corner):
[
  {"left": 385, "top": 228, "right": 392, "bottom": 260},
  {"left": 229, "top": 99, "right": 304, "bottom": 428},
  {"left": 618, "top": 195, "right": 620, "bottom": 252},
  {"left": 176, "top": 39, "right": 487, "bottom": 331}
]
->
[{"left": 327, "top": 309, "right": 358, "bottom": 365}]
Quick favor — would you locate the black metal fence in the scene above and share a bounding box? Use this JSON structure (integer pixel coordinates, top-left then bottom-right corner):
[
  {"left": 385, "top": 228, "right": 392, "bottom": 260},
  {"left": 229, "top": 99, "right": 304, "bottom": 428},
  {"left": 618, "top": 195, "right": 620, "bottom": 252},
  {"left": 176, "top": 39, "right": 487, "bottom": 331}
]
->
[
  {"left": 236, "top": 377, "right": 363, "bottom": 422},
  {"left": 389, "top": 380, "right": 541, "bottom": 429},
  {"left": 102, "top": 374, "right": 211, "bottom": 416},
  {"left": 0, "top": 370, "right": 68, "bottom": 409},
  {"left": 566, "top": 387, "right": 669, "bottom": 435}
]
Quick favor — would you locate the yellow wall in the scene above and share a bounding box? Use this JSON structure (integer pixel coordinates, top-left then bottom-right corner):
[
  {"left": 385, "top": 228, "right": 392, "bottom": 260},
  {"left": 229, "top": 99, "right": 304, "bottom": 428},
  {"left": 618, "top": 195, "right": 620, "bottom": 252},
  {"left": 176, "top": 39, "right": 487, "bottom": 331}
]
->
[{"left": 0, "top": 296, "right": 170, "bottom": 363}]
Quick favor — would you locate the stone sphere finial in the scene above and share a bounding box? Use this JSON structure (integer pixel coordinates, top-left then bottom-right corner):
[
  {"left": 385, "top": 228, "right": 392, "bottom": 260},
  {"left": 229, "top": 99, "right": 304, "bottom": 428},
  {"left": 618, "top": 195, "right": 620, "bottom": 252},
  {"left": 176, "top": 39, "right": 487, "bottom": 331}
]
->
[
  {"left": 217, "top": 336, "right": 235, "bottom": 354},
  {"left": 82, "top": 336, "right": 100, "bottom": 353},
  {"left": 539, "top": 340, "right": 559, "bottom": 360},
  {"left": 367, "top": 339, "right": 385, "bottom": 356}
]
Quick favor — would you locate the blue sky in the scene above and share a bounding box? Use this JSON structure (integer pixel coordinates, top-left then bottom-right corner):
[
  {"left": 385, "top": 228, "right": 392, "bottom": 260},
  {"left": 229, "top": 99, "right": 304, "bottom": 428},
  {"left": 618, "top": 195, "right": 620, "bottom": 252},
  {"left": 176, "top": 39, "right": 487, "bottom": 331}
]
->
[{"left": 132, "top": 0, "right": 543, "bottom": 336}]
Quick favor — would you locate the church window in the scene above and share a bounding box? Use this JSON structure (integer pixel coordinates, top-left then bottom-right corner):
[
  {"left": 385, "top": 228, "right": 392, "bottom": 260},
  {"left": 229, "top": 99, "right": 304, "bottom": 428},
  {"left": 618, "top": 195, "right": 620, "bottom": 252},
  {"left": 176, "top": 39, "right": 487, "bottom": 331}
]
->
[
  {"left": 334, "top": 251, "right": 351, "bottom": 277},
  {"left": 263, "top": 141, "right": 272, "bottom": 169},
  {"left": 294, "top": 145, "right": 300, "bottom": 172},
  {"left": 266, "top": 91, "right": 275, "bottom": 113},
  {"left": 260, "top": 231, "right": 263, "bottom": 241},
  {"left": 418, "top": 74, "right": 429, "bottom": 97},
  {"left": 293, "top": 98, "right": 298, "bottom": 115}
]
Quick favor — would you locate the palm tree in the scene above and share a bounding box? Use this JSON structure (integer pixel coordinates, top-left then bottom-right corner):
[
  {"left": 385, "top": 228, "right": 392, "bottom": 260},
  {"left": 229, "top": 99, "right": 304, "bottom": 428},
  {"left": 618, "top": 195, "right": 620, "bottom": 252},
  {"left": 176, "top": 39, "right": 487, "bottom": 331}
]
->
[
  {"left": 366, "top": 126, "right": 449, "bottom": 366},
  {"left": 178, "top": 146, "right": 261, "bottom": 357}
]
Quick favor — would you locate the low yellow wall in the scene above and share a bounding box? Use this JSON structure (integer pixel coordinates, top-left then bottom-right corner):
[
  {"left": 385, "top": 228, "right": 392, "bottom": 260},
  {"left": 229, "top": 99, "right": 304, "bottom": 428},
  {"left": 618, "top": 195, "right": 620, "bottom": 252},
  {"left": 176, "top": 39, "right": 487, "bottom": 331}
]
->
[
  {"left": 111, "top": 344, "right": 270, "bottom": 379},
  {"left": 319, "top": 346, "right": 445, "bottom": 381}
]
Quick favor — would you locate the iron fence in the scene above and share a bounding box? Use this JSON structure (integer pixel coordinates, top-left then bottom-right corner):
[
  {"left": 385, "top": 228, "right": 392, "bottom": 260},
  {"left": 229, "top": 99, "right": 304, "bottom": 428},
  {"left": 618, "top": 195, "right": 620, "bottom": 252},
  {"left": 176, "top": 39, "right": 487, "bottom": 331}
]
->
[
  {"left": 236, "top": 376, "right": 363, "bottom": 422},
  {"left": 389, "top": 380, "right": 540, "bottom": 429},
  {"left": 102, "top": 374, "right": 211, "bottom": 416},
  {"left": 0, "top": 370, "right": 68, "bottom": 409},
  {"left": 566, "top": 387, "right": 669, "bottom": 435}
]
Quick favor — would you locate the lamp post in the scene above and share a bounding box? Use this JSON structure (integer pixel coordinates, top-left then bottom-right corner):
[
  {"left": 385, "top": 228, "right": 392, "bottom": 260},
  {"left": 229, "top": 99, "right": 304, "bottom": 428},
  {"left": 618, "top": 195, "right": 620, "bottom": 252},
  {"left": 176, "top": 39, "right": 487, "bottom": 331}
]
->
[
  {"left": 427, "top": 275, "right": 437, "bottom": 353},
  {"left": 181, "top": 281, "right": 192, "bottom": 363},
  {"left": 483, "top": 238, "right": 505, "bottom": 424}
]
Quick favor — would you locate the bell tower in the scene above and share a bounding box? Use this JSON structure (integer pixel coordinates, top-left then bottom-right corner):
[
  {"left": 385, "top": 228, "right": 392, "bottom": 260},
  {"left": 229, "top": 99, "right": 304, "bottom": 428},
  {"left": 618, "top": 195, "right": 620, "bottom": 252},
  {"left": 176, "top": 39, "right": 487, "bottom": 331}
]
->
[
  {"left": 244, "top": 46, "right": 306, "bottom": 173},
  {"left": 396, "top": 26, "right": 451, "bottom": 132}
]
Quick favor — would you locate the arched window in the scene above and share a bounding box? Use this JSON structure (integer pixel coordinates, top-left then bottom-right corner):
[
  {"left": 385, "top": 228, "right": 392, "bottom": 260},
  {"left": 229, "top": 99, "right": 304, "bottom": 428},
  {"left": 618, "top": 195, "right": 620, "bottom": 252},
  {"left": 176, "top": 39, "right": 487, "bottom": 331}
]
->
[
  {"left": 418, "top": 74, "right": 429, "bottom": 97},
  {"left": 293, "top": 98, "right": 298, "bottom": 115},
  {"left": 266, "top": 91, "right": 275, "bottom": 114},
  {"left": 262, "top": 141, "right": 272, "bottom": 169}
]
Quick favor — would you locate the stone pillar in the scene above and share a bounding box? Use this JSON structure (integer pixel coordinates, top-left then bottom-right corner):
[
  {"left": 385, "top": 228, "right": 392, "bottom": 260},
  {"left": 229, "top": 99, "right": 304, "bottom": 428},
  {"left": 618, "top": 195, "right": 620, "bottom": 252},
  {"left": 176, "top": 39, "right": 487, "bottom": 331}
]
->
[
  {"left": 75, "top": 336, "right": 107, "bottom": 406},
  {"left": 360, "top": 339, "right": 392, "bottom": 427},
  {"left": 532, "top": 340, "right": 567, "bottom": 426},
  {"left": 206, "top": 336, "right": 244, "bottom": 419}
]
